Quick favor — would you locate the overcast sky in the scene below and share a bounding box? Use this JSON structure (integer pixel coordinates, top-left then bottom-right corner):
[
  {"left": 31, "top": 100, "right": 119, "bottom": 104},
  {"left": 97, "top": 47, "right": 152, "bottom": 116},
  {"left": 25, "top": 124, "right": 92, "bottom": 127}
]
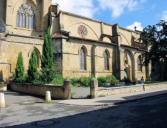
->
[{"left": 52, "top": 0, "right": 167, "bottom": 31}]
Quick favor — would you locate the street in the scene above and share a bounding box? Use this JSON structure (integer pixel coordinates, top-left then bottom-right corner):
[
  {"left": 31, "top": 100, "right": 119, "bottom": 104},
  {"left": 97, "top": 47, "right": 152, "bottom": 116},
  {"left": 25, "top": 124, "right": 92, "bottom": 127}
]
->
[{"left": 1, "top": 91, "right": 167, "bottom": 128}]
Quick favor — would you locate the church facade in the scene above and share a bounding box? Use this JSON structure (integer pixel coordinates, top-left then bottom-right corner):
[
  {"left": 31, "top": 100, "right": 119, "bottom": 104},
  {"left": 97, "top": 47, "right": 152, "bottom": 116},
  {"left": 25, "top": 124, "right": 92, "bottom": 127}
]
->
[{"left": 0, "top": 0, "right": 151, "bottom": 82}]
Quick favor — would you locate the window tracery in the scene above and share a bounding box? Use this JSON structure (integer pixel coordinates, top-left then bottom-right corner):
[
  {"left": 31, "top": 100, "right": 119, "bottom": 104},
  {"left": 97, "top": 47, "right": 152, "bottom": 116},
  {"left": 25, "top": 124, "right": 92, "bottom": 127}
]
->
[{"left": 16, "top": 3, "right": 35, "bottom": 29}]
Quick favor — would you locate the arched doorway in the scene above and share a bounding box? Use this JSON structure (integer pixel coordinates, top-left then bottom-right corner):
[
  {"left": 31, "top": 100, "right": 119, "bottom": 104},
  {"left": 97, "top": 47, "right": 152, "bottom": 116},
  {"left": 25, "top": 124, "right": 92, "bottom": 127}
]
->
[
  {"left": 29, "top": 47, "right": 41, "bottom": 69},
  {"left": 33, "top": 48, "right": 41, "bottom": 68},
  {"left": 124, "top": 50, "right": 135, "bottom": 81}
]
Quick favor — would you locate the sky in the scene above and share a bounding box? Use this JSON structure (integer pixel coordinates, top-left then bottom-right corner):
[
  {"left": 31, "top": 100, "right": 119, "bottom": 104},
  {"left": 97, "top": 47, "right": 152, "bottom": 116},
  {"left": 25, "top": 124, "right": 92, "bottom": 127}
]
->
[{"left": 52, "top": 0, "right": 167, "bottom": 31}]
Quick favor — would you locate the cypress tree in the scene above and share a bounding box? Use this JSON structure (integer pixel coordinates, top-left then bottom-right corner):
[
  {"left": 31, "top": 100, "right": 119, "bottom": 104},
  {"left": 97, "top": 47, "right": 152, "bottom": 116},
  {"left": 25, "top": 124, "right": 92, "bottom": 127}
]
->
[
  {"left": 15, "top": 52, "right": 25, "bottom": 82},
  {"left": 41, "top": 28, "right": 54, "bottom": 83},
  {"left": 28, "top": 50, "right": 39, "bottom": 82}
]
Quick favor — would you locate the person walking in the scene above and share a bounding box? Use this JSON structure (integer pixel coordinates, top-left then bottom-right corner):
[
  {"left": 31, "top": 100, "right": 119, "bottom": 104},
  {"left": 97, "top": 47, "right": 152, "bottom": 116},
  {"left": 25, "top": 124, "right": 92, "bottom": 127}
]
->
[{"left": 141, "top": 76, "right": 144, "bottom": 85}]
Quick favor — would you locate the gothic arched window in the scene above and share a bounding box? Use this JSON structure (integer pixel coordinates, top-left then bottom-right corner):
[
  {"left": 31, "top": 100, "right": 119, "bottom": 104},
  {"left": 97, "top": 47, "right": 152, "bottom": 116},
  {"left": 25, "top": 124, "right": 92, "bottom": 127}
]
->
[
  {"left": 16, "top": 3, "right": 35, "bottom": 29},
  {"left": 137, "top": 56, "right": 142, "bottom": 72},
  {"left": 104, "top": 50, "right": 109, "bottom": 71},
  {"left": 80, "top": 47, "right": 86, "bottom": 70}
]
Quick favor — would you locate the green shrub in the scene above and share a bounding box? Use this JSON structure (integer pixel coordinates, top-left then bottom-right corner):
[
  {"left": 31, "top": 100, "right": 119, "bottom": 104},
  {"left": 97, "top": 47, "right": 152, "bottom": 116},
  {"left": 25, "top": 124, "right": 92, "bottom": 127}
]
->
[
  {"left": 71, "top": 77, "right": 80, "bottom": 86},
  {"left": 27, "top": 51, "right": 39, "bottom": 82},
  {"left": 91, "top": 74, "right": 95, "bottom": 78},
  {"left": 41, "top": 68, "right": 55, "bottom": 83},
  {"left": 1, "top": 82, "right": 6, "bottom": 87},
  {"left": 15, "top": 52, "right": 25, "bottom": 83},
  {"left": 16, "top": 75, "right": 27, "bottom": 83},
  {"left": 98, "top": 75, "right": 119, "bottom": 86},
  {"left": 80, "top": 77, "right": 91, "bottom": 87},
  {"left": 122, "top": 78, "right": 132, "bottom": 83},
  {"left": 51, "top": 75, "right": 64, "bottom": 85},
  {"left": 106, "top": 75, "right": 119, "bottom": 85},
  {"left": 41, "top": 28, "right": 55, "bottom": 83},
  {"left": 97, "top": 77, "right": 106, "bottom": 84}
]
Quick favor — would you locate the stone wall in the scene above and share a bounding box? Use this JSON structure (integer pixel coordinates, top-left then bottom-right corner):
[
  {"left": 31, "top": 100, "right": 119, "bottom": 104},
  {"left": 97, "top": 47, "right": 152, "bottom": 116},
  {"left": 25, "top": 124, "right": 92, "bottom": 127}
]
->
[
  {"left": 61, "top": 38, "right": 117, "bottom": 78},
  {"left": 9, "top": 80, "right": 71, "bottom": 100},
  {"left": 54, "top": 10, "right": 141, "bottom": 47}
]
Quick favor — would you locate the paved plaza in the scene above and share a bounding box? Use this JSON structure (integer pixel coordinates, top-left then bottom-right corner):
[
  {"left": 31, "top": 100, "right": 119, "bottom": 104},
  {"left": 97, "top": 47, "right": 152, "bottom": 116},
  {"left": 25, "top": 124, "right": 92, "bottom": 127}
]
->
[
  {"left": 1, "top": 82, "right": 167, "bottom": 128},
  {"left": 1, "top": 91, "right": 167, "bottom": 128}
]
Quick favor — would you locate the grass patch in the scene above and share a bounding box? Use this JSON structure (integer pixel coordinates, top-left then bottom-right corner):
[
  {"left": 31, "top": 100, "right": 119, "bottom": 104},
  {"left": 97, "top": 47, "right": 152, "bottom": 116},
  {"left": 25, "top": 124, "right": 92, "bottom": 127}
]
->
[
  {"left": 98, "top": 94, "right": 106, "bottom": 97},
  {"left": 44, "top": 100, "right": 52, "bottom": 104}
]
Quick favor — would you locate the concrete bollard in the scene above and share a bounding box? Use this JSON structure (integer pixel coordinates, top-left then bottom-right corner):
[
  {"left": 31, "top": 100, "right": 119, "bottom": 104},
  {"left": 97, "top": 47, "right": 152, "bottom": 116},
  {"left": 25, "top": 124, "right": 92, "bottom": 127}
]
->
[
  {"left": 0, "top": 93, "right": 5, "bottom": 108},
  {"left": 45, "top": 91, "right": 51, "bottom": 102},
  {"left": 90, "top": 78, "right": 98, "bottom": 99}
]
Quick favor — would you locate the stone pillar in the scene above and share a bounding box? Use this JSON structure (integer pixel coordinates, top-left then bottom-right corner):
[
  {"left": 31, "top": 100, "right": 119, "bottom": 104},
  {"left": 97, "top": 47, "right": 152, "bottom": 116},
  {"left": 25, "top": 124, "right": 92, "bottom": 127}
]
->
[
  {"left": 41, "top": 0, "right": 52, "bottom": 33},
  {"left": 63, "top": 80, "right": 71, "bottom": 99},
  {"left": 120, "top": 48, "right": 125, "bottom": 80},
  {"left": 0, "top": 93, "right": 5, "bottom": 108},
  {"left": 90, "top": 78, "right": 98, "bottom": 99}
]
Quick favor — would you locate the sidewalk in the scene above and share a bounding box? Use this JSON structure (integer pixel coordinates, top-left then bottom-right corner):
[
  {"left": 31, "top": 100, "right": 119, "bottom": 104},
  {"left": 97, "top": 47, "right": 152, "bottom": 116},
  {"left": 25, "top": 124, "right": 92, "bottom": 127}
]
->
[{"left": 57, "top": 86, "right": 167, "bottom": 106}]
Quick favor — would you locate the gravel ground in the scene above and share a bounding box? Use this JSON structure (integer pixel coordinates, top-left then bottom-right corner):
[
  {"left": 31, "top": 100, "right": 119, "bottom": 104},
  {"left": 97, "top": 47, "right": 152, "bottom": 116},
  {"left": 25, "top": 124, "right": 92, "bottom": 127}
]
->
[{"left": 71, "top": 87, "right": 90, "bottom": 98}]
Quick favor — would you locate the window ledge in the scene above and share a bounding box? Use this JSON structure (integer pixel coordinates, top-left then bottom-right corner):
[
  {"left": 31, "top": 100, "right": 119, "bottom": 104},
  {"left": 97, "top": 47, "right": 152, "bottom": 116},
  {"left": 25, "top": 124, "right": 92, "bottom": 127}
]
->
[
  {"left": 14, "top": 27, "right": 34, "bottom": 31},
  {"left": 80, "top": 70, "right": 87, "bottom": 72}
]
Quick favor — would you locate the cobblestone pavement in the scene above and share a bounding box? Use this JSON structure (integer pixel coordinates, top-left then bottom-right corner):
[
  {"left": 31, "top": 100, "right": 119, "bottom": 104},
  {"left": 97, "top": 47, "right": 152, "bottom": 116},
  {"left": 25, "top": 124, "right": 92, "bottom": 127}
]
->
[{"left": 1, "top": 91, "right": 167, "bottom": 128}]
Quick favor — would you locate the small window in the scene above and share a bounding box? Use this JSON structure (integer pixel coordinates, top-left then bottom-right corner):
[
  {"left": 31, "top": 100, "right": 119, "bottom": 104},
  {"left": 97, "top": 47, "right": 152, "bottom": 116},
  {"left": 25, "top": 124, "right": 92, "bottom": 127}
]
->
[
  {"left": 104, "top": 50, "right": 109, "bottom": 71},
  {"left": 80, "top": 47, "right": 86, "bottom": 70},
  {"left": 16, "top": 3, "right": 35, "bottom": 29},
  {"left": 137, "top": 56, "right": 142, "bottom": 72}
]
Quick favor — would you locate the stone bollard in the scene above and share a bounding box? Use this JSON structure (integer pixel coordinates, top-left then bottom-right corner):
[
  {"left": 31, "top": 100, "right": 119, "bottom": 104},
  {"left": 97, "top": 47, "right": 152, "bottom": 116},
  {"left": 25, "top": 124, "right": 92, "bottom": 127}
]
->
[
  {"left": 45, "top": 91, "right": 51, "bottom": 102},
  {"left": 90, "top": 78, "right": 98, "bottom": 99},
  {"left": 63, "top": 80, "right": 71, "bottom": 99},
  {"left": 0, "top": 93, "right": 5, "bottom": 108}
]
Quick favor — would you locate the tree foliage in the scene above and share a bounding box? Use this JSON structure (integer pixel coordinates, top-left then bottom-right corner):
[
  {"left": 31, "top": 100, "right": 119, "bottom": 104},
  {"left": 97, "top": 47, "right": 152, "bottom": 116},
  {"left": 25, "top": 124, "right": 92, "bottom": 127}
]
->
[
  {"left": 140, "top": 20, "right": 167, "bottom": 63},
  {"left": 28, "top": 50, "right": 39, "bottom": 82},
  {"left": 41, "top": 28, "right": 54, "bottom": 83},
  {"left": 15, "top": 52, "right": 25, "bottom": 82}
]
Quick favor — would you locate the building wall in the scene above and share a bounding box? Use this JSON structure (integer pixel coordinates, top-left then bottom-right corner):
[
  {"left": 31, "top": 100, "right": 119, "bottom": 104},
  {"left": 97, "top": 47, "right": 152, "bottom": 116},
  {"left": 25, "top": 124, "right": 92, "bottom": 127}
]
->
[
  {"left": 0, "top": 2, "right": 150, "bottom": 81},
  {"left": 5, "top": 0, "right": 51, "bottom": 37},
  {"left": 119, "top": 27, "right": 140, "bottom": 46},
  {"left": 51, "top": 10, "right": 148, "bottom": 80},
  {"left": 60, "top": 38, "right": 117, "bottom": 78},
  {"left": 57, "top": 11, "right": 114, "bottom": 43},
  {"left": 119, "top": 47, "right": 147, "bottom": 81},
  {"left": 0, "top": 35, "right": 43, "bottom": 81},
  {"left": 0, "top": 0, "right": 51, "bottom": 81}
]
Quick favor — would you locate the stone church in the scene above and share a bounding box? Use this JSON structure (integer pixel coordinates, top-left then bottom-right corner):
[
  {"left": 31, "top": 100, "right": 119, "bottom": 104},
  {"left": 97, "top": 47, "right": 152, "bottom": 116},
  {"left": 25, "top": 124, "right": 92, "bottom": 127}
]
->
[{"left": 0, "top": 0, "right": 151, "bottom": 82}]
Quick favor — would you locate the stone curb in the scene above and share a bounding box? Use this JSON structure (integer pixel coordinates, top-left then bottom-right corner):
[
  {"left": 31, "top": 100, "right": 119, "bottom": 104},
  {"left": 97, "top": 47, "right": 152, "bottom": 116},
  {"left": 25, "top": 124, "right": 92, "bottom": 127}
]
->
[
  {"left": 114, "top": 91, "right": 167, "bottom": 105},
  {"left": 57, "top": 90, "right": 167, "bottom": 106}
]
